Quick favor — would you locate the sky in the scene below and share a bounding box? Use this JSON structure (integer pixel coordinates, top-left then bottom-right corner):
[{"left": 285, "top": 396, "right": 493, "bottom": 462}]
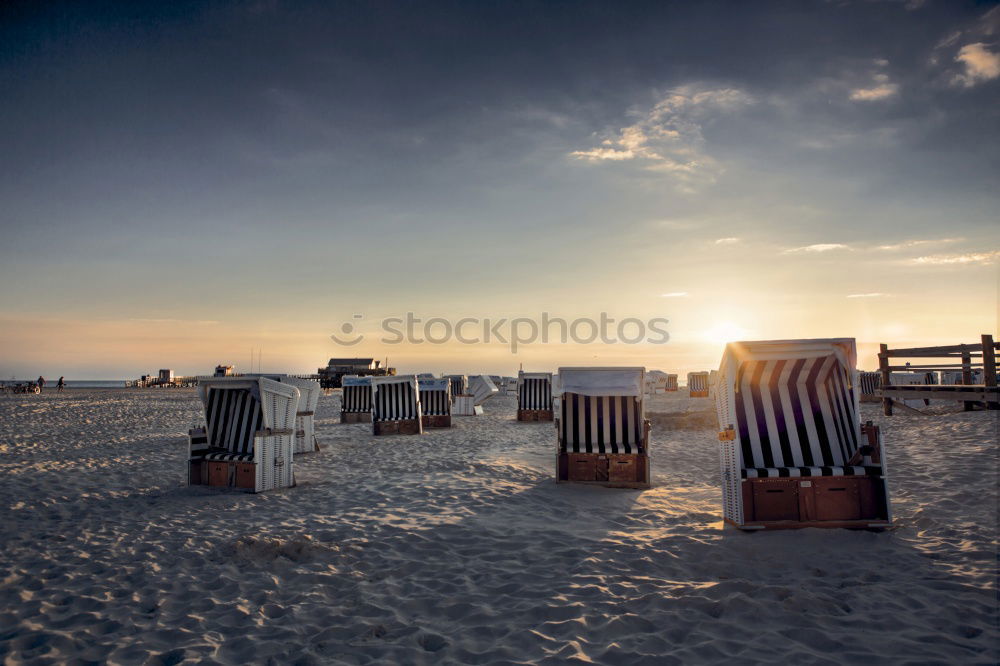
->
[{"left": 0, "top": 0, "right": 997, "bottom": 378}]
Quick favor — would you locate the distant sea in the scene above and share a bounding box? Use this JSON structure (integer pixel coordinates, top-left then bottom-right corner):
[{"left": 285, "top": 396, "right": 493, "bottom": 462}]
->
[{"left": 3, "top": 380, "right": 127, "bottom": 388}]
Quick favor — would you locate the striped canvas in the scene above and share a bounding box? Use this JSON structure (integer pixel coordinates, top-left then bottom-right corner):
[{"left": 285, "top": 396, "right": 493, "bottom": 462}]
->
[
  {"left": 372, "top": 380, "right": 421, "bottom": 421},
  {"left": 444, "top": 374, "right": 467, "bottom": 396},
  {"left": 204, "top": 388, "right": 263, "bottom": 457},
  {"left": 688, "top": 372, "right": 709, "bottom": 392},
  {"left": 560, "top": 393, "right": 643, "bottom": 454},
  {"left": 342, "top": 382, "right": 373, "bottom": 413},
  {"left": 518, "top": 374, "right": 553, "bottom": 410},
  {"left": 665, "top": 374, "right": 678, "bottom": 391},
  {"left": 731, "top": 355, "right": 864, "bottom": 475},
  {"left": 418, "top": 378, "right": 451, "bottom": 416},
  {"left": 858, "top": 371, "right": 881, "bottom": 396}
]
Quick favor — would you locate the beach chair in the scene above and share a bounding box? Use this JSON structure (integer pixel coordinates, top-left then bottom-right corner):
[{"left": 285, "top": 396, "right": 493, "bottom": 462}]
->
[
  {"left": 443, "top": 374, "right": 467, "bottom": 399},
  {"left": 688, "top": 371, "right": 710, "bottom": 397},
  {"left": 858, "top": 371, "right": 881, "bottom": 403},
  {"left": 517, "top": 371, "right": 554, "bottom": 421},
  {"left": 555, "top": 367, "right": 651, "bottom": 488},
  {"left": 715, "top": 338, "right": 893, "bottom": 530},
  {"left": 453, "top": 375, "right": 499, "bottom": 416},
  {"left": 665, "top": 374, "right": 679, "bottom": 392},
  {"left": 188, "top": 377, "right": 299, "bottom": 492},
  {"left": 244, "top": 374, "right": 321, "bottom": 453},
  {"left": 371, "top": 375, "right": 423, "bottom": 435},
  {"left": 341, "top": 375, "right": 373, "bottom": 423},
  {"left": 418, "top": 377, "right": 452, "bottom": 428}
]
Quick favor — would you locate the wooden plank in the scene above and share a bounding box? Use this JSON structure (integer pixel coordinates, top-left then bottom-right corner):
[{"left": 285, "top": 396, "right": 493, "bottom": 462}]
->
[
  {"left": 983, "top": 334, "right": 998, "bottom": 410},
  {"left": 879, "top": 344, "right": 892, "bottom": 416}
]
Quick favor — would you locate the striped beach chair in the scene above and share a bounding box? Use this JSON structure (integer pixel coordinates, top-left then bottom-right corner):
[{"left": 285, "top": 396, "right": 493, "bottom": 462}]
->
[
  {"left": 188, "top": 377, "right": 299, "bottom": 492},
  {"left": 665, "top": 374, "right": 679, "bottom": 392},
  {"left": 555, "top": 367, "right": 651, "bottom": 488},
  {"left": 341, "top": 375, "right": 373, "bottom": 423},
  {"left": 688, "top": 371, "right": 710, "bottom": 398},
  {"left": 244, "top": 374, "right": 321, "bottom": 453},
  {"left": 418, "top": 377, "right": 452, "bottom": 428},
  {"left": 517, "top": 371, "right": 554, "bottom": 421},
  {"left": 716, "top": 338, "right": 892, "bottom": 530},
  {"left": 443, "top": 374, "right": 467, "bottom": 399},
  {"left": 858, "top": 371, "right": 881, "bottom": 403},
  {"left": 371, "top": 375, "right": 423, "bottom": 435}
]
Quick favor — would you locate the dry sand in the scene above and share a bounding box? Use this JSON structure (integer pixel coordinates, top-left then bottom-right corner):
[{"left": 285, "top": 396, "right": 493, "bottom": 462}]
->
[{"left": 0, "top": 388, "right": 996, "bottom": 664}]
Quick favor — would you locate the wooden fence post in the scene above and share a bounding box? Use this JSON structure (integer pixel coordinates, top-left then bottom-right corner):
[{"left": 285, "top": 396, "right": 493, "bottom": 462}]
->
[
  {"left": 983, "top": 334, "right": 998, "bottom": 410},
  {"left": 879, "top": 343, "right": 892, "bottom": 416}
]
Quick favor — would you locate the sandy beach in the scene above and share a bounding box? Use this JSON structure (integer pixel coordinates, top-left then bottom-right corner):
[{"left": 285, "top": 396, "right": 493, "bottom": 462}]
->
[{"left": 0, "top": 388, "right": 996, "bottom": 664}]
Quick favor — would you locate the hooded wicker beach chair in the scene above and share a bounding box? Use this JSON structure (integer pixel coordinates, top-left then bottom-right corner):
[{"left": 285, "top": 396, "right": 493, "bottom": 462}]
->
[
  {"left": 688, "top": 371, "right": 710, "bottom": 398},
  {"left": 453, "top": 375, "right": 499, "bottom": 416},
  {"left": 371, "top": 375, "right": 423, "bottom": 435},
  {"left": 665, "top": 374, "right": 679, "bottom": 392},
  {"left": 188, "top": 376, "right": 299, "bottom": 492},
  {"left": 517, "top": 371, "right": 554, "bottom": 421},
  {"left": 443, "top": 374, "right": 467, "bottom": 399},
  {"left": 243, "top": 374, "right": 321, "bottom": 453},
  {"left": 716, "top": 338, "right": 892, "bottom": 530},
  {"left": 555, "top": 367, "right": 651, "bottom": 488},
  {"left": 418, "top": 377, "right": 452, "bottom": 428},
  {"left": 858, "top": 371, "right": 881, "bottom": 403},
  {"left": 341, "top": 375, "right": 373, "bottom": 423}
]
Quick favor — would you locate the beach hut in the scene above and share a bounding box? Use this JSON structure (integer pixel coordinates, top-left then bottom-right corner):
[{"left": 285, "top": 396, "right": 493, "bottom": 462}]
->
[
  {"left": 715, "top": 338, "right": 892, "bottom": 530},
  {"left": 665, "top": 374, "right": 679, "bottom": 392},
  {"left": 371, "top": 375, "right": 423, "bottom": 435},
  {"left": 418, "top": 377, "right": 452, "bottom": 428},
  {"left": 555, "top": 367, "right": 651, "bottom": 488},
  {"left": 688, "top": 371, "right": 710, "bottom": 397},
  {"left": 517, "top": 371, "right": 554, "bottom": 421},
  {"left": 340, "top": 375, "right": 373, "bottom": 423},
  {"left": 454, "top": 375, "right": 499, "bottom": 416},
  {"left": 188, "top": 376, "right": 300, "bottom": 492},
  {"left": 443, "top": 374, "right": 467, "bottom": 398}
]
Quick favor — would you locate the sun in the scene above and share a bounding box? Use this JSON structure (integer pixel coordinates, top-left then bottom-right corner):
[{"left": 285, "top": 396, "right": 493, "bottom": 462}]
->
[{"left": 702, "top": 321, "right": 750, "bottom": 346}]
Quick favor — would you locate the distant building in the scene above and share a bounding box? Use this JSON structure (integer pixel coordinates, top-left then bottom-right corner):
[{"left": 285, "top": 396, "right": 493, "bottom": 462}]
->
[
  {"left": 159, "top": 369, "right": 174, "bottom": 383},
  {"left": 317, "top": 358, "right": 395, "bottom": 388},
  {"left": 214, "top": 365, "right": 235, "bottom": 377}
]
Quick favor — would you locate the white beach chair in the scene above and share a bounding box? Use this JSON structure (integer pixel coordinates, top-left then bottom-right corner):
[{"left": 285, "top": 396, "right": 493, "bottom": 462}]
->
[
  {"left": 555, "top": 367, "right": 651, "bottom": 488},
  {"left": 371, "top": 375, "right": 423, "bottom": 435},
  {"left": 715, "top": 338, "right": 893, "bottom": 530},
  {"left": 453, "top": 375, "right": 499, "bottom": 416},
  {"left": 188, "top": 377, "right": 299, "bottom": 492},
  {"left": 244, "top": 374, "right": 321, "bottom": 453},
  {"left": 341, "top": 375, "right": 373, "bottom": 423},
  {"left": 418, "top": 377, "right": 452, "bottom": 428},
  {"left": 443, "top": 374, "right": 467, "bottom": 399},
  {"left": 517, "top": 371, "right": 554, "bottom": 421},
  {"left": 688, "top": 371, "right": 710, "bottom": 397}
]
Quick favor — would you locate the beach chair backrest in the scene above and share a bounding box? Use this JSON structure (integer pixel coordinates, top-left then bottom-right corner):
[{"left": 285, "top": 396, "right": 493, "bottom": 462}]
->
[
  {"left": 371, "top": 375, "right": 421, "bottom": 422},
  {"left": 666, "top": 374, "right": 678, "bottom": 391},
  {"left": 688, "top": 372, "right": 709, "bottom": 392},
  {"left": 467, "top": 375, "right": 499, "bottom": 405},
  {"left": 858, "top": 371, "right": 881, "bottom": 396},
  {"left": 443, "top": 374, "right": 467, "bottom": 396},
  {"left": 557, "top": 367, "right": 645, "bottom": 454},
  {"left": 342, "top": 375, "right": 373, "bottom": 413},
  {"left": 419, "top": 378, "right": 451, "bottom": 415},
  {"left": 203, "top": 386, "right": 263, "bottom": 456},
  {"left": 717, "top": 339, "right": 862, "bottom": 471},
  {"left": 518, "top": 372, "right": 553, "bottom": 410}
]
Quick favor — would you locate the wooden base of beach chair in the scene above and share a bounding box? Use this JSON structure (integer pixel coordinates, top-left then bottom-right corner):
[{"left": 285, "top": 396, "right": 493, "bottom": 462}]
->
[
  {"left": 189, "top": 460, "right": 208, "bottom": 485},
  {"left": 194, "top": 460, "right": 257, "bottom": 491},
  {"left": 341, "top": 411, "right": 372, "bottom": 424},
  {"left": 556, "top": 452, "right": 650, "bottom": 489},
  {"left": 373, "top": 418, "right": 422, "bottom": 435},
  {"left": 517, "top": 409, "right": 554, "bottom": 422},
  {"left": 421, "top": 414, "right": 452, "bottom": 428},
  {"left": 689, "top": 390, "right": 709, "bottom": 398},
  {"left": 736, "top": 476, "right": 890, "bottom": 530}
]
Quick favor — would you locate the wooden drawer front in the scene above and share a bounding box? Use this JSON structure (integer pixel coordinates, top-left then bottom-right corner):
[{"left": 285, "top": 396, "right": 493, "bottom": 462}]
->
[
  {"left": 813, "top": 477, "right": 863, "bottom": 521},
  {"left": 751, "top": 479, "right": 800, "bottom": 522},
  {"left": 207, "top": 462, "right": 230, "bottom": 487},
  {"left": 608, "top": 455, "right": 637, "bottom": 483},
  {"left": 235, "top": 463, "right": 256, "bottom": 489},
  {"left": 567, "top": 454, "right": 597, "bottom": 481}
]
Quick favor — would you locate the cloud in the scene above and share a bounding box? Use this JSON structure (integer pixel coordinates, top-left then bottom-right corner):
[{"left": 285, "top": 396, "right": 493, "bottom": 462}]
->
[
  {"left": 910, "top": 251, "right": 1000, "bottom": 265},
  {"left": 783, "top": 243, "right": 851, "bottom": 253},
  {"left": 875, "top": 237, "right": 963, "bottom": 251},
  {"left": 952, "top": 43, "right": 1000, "bottom": 87},
  {"left": 849, "top": 70, "right": 899, "bottom": 101},
  {"left": 569, "top": 84, "right": 754, "bottom": 190},
  {"left": 846, "top": 293, "right": 890, "bottom": 299},
  {"left": 660, "top": 292, "right": 690, "bottom": 298},
  {"left": 714, "top": 237, "right": 740, "bottom": 245}
]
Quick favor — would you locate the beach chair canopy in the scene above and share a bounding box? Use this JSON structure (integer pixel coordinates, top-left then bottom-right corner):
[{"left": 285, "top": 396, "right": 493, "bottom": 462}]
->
[
  {"left": 371, "top": 375, "right": 421, "bottom": 421},
  {"left": 418, "top": 377, "right": 451, "bottom": 415},
  {"left": 518, "top": 371, "right": 553, "bottom": 410},
  {"left": 557, "top": 367, "right": 646, "bottom": 454},
  {"left": 341, "top": 375, "right": 373, "bottom": 413},
  {"left": 467, "top": 375, "right": 499, "bottom": 405},
  {"left": 716, "top": 338, "right": 876, "bottom": 478},
  {"left": 196, "top": 377, "right": 300, "bottom": 461}
]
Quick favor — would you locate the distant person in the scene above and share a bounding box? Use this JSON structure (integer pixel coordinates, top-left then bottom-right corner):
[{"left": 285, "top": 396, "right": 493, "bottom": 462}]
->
[
  {"left": 37, "top": 376, "right": 45, "bottom": 392},
  {"left": 57, "top": 376, "right": 65, "bottom": 392}
]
